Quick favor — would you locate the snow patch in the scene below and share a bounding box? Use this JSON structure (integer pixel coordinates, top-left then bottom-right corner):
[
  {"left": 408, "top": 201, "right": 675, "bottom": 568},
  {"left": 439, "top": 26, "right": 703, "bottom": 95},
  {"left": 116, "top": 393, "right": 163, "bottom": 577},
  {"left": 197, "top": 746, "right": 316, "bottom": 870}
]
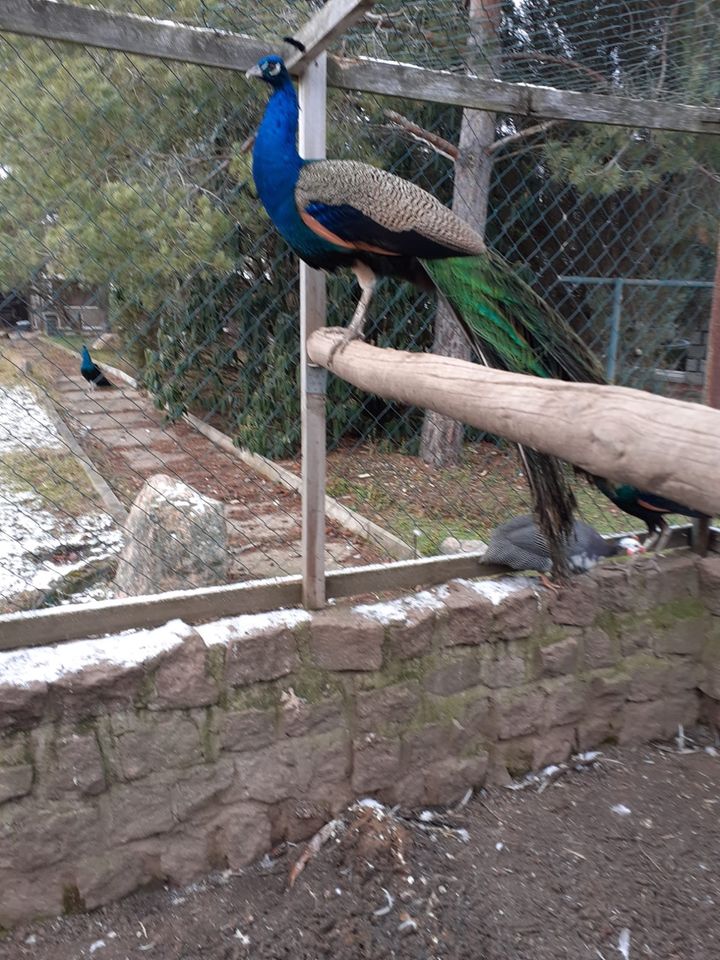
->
[
  {"left": 0, "top": 385, "right": 64, "bottom": 452},
  {"left": 354, "top": 586, "right": 448, "bottom": 625},
  {"left": 0, "top": 619, "right": 191, "bottom": 688},
  {"left": 197, "top": 608, "right": 311, "bottom": 645},
  {"left": 454, "top": 576, "right": 537, "bottom": 605}
]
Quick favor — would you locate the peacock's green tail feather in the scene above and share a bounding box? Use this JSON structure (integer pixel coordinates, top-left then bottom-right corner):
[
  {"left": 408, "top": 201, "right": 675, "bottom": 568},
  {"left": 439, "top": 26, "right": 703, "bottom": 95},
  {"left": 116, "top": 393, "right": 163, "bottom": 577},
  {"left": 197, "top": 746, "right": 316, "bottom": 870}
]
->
[
  {"left": 421, "top": 251, "right": 607, "bottom": 578},
  {"left": 422, "top": 252, "right": 606, "bottom": 385}
]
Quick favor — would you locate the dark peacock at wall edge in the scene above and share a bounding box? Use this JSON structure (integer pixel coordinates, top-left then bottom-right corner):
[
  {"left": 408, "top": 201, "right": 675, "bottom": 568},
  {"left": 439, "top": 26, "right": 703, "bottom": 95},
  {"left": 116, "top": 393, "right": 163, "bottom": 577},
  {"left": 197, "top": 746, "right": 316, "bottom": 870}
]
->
[{"left": 246, "top": 53, "right": 706, "bottom": 566}]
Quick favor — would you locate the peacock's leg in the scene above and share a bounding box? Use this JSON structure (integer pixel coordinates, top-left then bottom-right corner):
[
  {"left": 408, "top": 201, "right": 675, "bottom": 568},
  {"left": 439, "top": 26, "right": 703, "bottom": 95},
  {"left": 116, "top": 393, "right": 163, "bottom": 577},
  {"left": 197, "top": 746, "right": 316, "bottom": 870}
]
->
[
  {"left": 653, "top": 520, "right": 671, "bottom": 552},
  {"left": 328, "top": 263, "right": 377, "bottom": 365},
  {"left": 344, "top": 262, "right": 377, "bottom": 342}
]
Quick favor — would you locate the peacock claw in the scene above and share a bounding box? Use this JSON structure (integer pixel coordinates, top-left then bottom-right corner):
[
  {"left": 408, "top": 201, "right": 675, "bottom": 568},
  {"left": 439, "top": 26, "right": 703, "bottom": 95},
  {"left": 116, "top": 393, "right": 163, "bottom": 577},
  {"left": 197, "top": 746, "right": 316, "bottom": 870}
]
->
[
  {"left": 328, "top": 327, "right": 365, "bottom": 367},
  {"left": 538, "top": 573, "right": 561, "bottom": 593}
]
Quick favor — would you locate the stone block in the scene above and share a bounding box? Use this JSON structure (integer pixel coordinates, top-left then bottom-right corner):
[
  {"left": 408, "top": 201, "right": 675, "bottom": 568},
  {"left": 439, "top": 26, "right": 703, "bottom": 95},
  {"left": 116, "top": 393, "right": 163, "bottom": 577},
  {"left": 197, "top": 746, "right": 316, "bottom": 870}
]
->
[
  {"left": 397, "top": 753, "right": 488, "bottom": 807},
  {"left": 0, "top": 681, "right": 48, "bottom": 732},
  {"left": 542, "top": 676, "right": 587, "bottom": 727},
  {"left": 700, "top": 662, "right": 720, "bottom": 700},
  {"left": 351, "top": 735, "right": 401, "bottom": 793},
  {"left": 439, "top": 582, "right": 494, "bottom": 646},
  {"left": 208, "top": 802, "right": 271, "bottom": 869},
  {"left": 584, "top": 628, "right": 617, "bottom": 668},
  {"left": 400, "top": 722, "right": 463, "bottom": 768},
  {"left": 653, "top": 618, "right": 706, "bottom": 656},
  {"left": 618, "top": 621, "right": 653, "bottom": 656},
  {"left": 495, "top": 687, "right": 546, "bottom": 739},
  {"left": 698, "top": 556, "right": 720, "bottom": 614},
  {"left": 220, "top": 708, "right": 276, "bottom": 753},
  {"left": 424, "top": 654, "right": 482, "bottom": 696},
  {"left": 224, "top": 625, "right": 300, "bottom": 687},
  {"left": 40, "top": 729, "right": 106, "bottom": 798},
  {"left": 619, "top": 693, "right": 699, "bottom": 744},
  {"left": 114, "top": 713, "right": 203, "bottom": 781},
  {"left": 309, "top": 610, "right": 383, "bottom": 671},
  {"left": 481, "top": 652, "right": 526, "bottom": 688},
  {"left": 387, "top": 605, "right": 437, "bottom": 659},
  {"left": 549, "top": 579, "right": 598, "bottom": 627},
  {"left": 232, "top": 731, "right": 349, "bottom": 804},
  {"left": 0, "top": 868, "right": 66, "bottom": 927},
  {"left": 590, "top": 566, "right": 634, "bottom": 614},
  {"left": 280, "top": 696, "right": 344, "bottom": 738},
  {"left": 104, "top": 777, "right": 173, "bottom": 844},
  {"left": 76, "top": 846, "right": 159, "bottom": 911},
  {"left": 51, "top": 662, "right": 144, "bottom": 721},
  {"left": 171, "top": 760, "right": 235, "bottom": 821},
  {"left": 160, "top": 833, "right": 212, "bottom": 886},
  {"left": 355, "top": 683, "right": 420, "bottom": 734},
  {"left": 0, "top": 799, "right": 101, "bottom": 871},
  {"left": 149, "top": 632, "right": 219, "bottom": 709},
  {"left": 531, "top": 725, "right": 575, "bottom": 769},
  {"left": 0, "top": 763, "right": 33, "bottom": 805},
  {"left": 654, "top": 553, "right": 699, "bottom": 601},
  {"left": 626, "top": 657, "right": 672, "bottom": 702},
  {"left": 493, "top": 588, "right": 539, "bottom": 640},
  {"left": 460, "top": 691, "right": 494, "bottom": 739},
  {"left": 540, "top": 636, "right": 579, "bottom": 676}
]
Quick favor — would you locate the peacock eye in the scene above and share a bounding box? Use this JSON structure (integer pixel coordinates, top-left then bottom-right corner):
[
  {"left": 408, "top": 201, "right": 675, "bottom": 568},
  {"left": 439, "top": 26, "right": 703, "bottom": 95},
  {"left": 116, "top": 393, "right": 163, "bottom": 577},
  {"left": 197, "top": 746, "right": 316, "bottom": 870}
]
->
[{"left": 267, "top": 62, "right": 281, "bottom": 76}]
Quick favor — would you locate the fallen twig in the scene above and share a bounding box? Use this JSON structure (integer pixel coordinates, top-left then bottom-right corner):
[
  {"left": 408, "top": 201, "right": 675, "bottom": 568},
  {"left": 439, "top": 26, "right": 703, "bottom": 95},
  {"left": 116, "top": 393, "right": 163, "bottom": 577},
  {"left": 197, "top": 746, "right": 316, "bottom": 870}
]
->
[{"left": 288, "top": 818, "right": 344, "bottom": 889}]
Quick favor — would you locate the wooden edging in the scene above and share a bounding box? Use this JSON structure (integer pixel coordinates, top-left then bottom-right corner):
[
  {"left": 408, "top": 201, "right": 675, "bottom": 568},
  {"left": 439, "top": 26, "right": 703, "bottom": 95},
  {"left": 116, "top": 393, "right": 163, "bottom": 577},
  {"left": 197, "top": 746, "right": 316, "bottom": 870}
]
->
[{"left": 0, "top": 527, "right": 711, "bottom": 652}]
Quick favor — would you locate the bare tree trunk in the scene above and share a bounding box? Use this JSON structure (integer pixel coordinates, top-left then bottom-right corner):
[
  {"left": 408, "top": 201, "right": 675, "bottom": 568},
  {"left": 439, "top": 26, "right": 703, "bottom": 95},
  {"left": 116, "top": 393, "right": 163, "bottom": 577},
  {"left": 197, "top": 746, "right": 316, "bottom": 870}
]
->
[{"left": 420, "top": 0, "right": 501, "bottom": 467}]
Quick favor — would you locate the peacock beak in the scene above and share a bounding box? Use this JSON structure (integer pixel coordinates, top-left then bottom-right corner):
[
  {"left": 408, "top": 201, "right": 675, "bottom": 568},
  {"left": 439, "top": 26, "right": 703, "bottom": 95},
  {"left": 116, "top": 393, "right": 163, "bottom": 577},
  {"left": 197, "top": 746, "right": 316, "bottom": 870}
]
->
[{"left": 245, "top": 63, "right": 263, "bottom": 79}]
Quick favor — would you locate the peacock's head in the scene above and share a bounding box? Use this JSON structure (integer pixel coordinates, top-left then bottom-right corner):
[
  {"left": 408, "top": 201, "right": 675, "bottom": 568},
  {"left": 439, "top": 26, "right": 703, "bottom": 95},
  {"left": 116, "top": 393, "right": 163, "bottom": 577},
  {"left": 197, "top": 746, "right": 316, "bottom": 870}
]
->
[
  {"left": 245, "top": 55, "right": 289, "bottom": 87},
  {"left": 81, "top": 345, "right": 90, "bottom": 359}
]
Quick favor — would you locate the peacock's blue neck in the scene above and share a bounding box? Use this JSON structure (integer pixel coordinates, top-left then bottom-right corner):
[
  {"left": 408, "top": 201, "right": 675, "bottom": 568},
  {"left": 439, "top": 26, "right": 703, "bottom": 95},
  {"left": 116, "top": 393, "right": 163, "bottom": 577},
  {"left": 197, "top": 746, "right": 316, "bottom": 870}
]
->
[{"left": 252, "top": 75, "right": 344, "bottom": 263}]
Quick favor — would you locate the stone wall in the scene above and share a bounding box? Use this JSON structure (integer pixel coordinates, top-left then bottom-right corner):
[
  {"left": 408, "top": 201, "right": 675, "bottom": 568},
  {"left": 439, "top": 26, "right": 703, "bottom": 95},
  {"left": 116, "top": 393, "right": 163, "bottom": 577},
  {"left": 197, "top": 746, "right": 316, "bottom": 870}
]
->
[{"left": 1, "top": 551, "right": 719, "bottom": 926}]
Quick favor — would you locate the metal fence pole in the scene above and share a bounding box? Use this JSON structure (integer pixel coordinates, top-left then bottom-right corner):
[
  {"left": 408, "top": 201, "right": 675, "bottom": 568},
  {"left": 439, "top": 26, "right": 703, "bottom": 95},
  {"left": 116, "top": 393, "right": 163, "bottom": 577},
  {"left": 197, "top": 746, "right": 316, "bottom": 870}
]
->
[
  {"left": 298, "top": 53, "right": 328, "bottom": 609},
  {"left": 607, "top": 277, "right": 623, "bottom": 382}
]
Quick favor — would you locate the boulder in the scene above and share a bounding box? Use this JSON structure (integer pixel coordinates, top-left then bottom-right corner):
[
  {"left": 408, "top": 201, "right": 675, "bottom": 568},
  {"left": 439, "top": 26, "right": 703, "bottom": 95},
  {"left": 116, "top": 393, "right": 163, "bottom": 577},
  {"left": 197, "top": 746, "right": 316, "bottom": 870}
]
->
[
  {"left": 114, "top": 474, "right": 227, "bottom": 596},
  {"left": 439, "top": 536, "right": 487, "bottom": 556}
]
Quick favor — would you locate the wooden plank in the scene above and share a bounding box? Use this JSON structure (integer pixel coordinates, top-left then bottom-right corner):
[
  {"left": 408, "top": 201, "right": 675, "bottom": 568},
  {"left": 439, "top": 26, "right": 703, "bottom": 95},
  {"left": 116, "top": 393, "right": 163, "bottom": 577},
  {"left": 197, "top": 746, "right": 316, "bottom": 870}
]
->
[
  {"left": 0, "top": 0, "right": 267, "bottom": 69},
  {"left": 328, "top": 56, "right": 720, "bottom": 136},
  {"left": 298, "top": 53, "right": 328, "bottom": 610},
  {"left": 286, "top": 0, "right": 376, "bottom": 72},
  {"left": 0, "top": 526, "right": 711, "bottom": 651},
  {"left": 308, "top": 329, "right": 720, "bottom": 518}
]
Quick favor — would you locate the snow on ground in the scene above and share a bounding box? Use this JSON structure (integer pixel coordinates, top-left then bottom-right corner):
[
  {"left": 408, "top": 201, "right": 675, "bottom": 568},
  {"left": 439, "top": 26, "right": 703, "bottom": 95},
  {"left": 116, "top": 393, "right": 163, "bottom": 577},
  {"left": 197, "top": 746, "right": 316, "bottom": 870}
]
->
[
  {"left": 0, "top": 384, "right": 65, "bottom": 453},
  {"left": 0, "top": 384, "right": 124, "bottom": 610}
]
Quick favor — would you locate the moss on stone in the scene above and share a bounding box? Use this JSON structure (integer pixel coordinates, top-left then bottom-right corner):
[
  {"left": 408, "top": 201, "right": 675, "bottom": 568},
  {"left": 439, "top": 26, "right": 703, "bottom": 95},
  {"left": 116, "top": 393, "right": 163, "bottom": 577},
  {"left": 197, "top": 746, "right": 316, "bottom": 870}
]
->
[
  {"left": 62, "top": 884, "right": 86, "bottom": 915},
  {"left": 225, "top": 683, "right": 279, "bottom": 713},
  {"left": 649, "top": 597, "right": 705, "bottom": 629}
]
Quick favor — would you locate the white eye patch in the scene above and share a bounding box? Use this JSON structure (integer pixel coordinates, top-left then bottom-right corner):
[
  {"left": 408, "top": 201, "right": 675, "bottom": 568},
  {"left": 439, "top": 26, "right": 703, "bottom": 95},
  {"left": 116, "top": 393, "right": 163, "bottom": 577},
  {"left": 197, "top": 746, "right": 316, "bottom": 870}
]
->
[{"left": 267, "top": 61, "right": 281, "bottom": 76}]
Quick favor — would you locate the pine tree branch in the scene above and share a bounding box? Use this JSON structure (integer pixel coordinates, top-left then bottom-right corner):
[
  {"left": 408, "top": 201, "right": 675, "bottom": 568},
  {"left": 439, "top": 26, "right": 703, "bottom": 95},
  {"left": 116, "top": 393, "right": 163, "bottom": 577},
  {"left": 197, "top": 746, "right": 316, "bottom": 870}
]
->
[
  {"left": 502, "top": 51, "right": 610, "bottom": 87},
  {"left": 383, "top": 109, "right": 459, "bottom": 161},
  {"left": 486, "top": 119, "right": 565, "bottom": 154}
]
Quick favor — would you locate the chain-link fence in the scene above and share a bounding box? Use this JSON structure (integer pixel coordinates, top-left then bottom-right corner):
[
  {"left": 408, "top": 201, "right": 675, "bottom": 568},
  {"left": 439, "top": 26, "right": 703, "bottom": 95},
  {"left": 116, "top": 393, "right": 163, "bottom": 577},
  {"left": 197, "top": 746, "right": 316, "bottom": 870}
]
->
[{"left": 0, "top": 0, "right": 718, "bottom": 615}]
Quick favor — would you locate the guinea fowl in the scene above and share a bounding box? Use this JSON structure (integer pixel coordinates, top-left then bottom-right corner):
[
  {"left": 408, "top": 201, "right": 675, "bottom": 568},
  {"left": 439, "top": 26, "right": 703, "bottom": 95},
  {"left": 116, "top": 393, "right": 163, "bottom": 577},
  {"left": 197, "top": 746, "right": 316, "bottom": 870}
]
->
[
  {"left": 246, "top": 53, "right": 609, "bottom": 576},
  {"left": 80, "top": 345, "right": 114, "bottom": 389},
  {"left": 483, "top": 515, "right": 643, "bottom": 584}
]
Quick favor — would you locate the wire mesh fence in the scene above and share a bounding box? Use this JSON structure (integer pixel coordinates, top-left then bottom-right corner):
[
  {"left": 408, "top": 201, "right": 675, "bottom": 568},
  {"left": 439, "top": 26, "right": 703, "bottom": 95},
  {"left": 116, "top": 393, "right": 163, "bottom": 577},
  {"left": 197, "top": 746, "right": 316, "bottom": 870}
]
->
[{"left": 0, "top": 0, "right": 718, "bottom": 615}]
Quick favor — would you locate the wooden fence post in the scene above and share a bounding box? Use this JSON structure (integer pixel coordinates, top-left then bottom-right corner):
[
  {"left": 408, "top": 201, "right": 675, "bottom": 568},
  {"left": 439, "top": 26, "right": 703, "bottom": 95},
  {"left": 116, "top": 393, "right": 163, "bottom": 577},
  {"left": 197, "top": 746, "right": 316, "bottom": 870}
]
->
[{"left": 298, "top": 53, "right": 328, "bottom": 609}]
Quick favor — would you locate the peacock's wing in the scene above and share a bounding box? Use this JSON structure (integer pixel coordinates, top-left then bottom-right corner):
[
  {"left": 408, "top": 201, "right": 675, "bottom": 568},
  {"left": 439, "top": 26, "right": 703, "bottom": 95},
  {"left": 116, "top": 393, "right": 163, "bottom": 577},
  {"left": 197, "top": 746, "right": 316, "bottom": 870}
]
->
[{"left": 295, "top": 160, "right": 485, "bottom": 259}]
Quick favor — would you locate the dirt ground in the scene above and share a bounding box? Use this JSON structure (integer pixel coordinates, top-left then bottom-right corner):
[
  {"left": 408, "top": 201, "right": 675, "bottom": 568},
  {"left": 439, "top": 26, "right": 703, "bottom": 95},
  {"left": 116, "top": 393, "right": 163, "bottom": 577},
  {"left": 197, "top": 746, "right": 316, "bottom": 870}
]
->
[{"left": 4, "top": 736, "right": 719, "bottom": 960}]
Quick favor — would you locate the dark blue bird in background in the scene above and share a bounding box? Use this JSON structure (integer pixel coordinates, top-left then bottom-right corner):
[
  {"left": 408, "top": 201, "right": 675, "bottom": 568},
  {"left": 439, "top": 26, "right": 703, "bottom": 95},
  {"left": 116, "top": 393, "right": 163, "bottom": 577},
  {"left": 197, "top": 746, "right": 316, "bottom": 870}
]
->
[{"left": 80, "top": 345, "right": 114, "bottom": 389}]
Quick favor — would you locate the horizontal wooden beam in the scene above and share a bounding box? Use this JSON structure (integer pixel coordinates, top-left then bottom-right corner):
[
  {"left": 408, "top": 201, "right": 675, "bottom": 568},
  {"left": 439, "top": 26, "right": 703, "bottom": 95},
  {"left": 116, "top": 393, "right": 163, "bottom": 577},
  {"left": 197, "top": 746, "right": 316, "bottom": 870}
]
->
[
  {"left": 0, "top": 0, "right": 268, "bottom": 70},
  {"left": 328, "top": 56, "right": 720, "bottom": 135},
  {"left": 1, "top": 1, "right": 718, "bottom": 135},
  {"left": 308, "top": 329, "right": 720, "bottom": 518}
]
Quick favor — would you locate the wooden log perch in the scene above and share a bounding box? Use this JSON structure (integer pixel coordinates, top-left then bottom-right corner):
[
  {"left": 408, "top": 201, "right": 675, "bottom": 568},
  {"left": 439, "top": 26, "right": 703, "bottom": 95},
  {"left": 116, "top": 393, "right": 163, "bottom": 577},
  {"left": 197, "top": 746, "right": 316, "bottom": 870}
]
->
[{"left": 308, "top": 329, "right": 720, "bottom": 517}]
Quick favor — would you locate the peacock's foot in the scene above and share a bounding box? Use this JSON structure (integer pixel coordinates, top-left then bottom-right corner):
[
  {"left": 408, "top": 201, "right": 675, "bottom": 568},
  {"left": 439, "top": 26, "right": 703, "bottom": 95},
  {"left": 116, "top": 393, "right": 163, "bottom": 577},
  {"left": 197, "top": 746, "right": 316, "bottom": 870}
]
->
[
  {"left": 538, "top": 573, "right": 562, "bottom": 594},
  {"left": 327, "top": 326, "right": 366, "bottom": 367}
]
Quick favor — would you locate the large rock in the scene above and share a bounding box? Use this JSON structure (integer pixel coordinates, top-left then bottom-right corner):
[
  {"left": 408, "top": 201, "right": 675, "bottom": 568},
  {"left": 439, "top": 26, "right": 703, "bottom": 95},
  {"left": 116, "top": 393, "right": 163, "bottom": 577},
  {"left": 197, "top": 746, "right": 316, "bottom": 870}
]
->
[{"left": 114, "top": 474, "right": 227, "bottom": 596}]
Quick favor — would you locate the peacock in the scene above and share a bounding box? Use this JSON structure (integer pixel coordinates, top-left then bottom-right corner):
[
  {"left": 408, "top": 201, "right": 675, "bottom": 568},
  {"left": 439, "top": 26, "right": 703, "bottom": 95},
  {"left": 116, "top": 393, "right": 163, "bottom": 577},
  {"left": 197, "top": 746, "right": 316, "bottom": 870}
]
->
[
  {"left": 591, "top": 477, "right": 708, "bottom": 550},
  {"left": 246, "top": 53, "right": 703, "bottom": 566},
  {"left": 483, "top": 514, "right": 643, "bottom": 584},
  {"left": 80, "top": 345, "right": 114, "bottom": 389}
]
